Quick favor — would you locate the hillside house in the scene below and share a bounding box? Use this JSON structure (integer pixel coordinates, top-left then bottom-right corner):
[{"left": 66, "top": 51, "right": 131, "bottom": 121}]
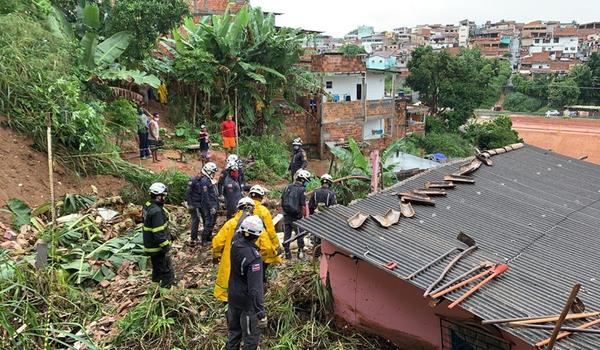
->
[{"left": 298, "top": 145, "right": 600, "bottom": 350}]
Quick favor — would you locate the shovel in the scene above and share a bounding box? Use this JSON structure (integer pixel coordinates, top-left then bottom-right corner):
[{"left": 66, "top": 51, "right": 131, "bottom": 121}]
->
[{"left": 448, "top": 264, "right": 509, "bottom": 309}]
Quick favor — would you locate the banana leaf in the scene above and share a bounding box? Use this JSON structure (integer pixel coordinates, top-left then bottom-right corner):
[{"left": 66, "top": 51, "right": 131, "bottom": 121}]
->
[
  {"left": 82, "top": 3, "right": 100, "bottom": 29},
  {"left": 6, "top": 198, "right": 31, "bottom": 229},
  {"left": 95, "top": 31, "right": 133, "bottom": 67}
]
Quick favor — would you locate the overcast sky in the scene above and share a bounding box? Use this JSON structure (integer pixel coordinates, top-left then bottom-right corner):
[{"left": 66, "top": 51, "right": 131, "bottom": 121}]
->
[{"left": 250, "top": 0, "right": 598, "bottom": 37}]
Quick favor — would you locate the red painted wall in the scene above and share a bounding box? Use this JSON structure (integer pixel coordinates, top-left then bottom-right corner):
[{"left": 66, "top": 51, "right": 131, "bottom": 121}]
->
[{"left": 320, "top": 241, "right": 534, "bottom": 350}]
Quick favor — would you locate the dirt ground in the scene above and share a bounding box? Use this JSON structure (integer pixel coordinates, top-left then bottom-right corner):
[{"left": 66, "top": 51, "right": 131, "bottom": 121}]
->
[{"left": 0, "top": 126, "right": 127, "bottom": 207}]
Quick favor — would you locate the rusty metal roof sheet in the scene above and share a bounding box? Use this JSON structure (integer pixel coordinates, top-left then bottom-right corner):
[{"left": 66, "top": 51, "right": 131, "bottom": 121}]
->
[{"left": 296, "top": 145, "right": 600, "bottom": 349}]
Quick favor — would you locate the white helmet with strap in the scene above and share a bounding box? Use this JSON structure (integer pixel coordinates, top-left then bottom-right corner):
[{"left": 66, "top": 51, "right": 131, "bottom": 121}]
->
[
  {"left": 237, "top": 197, "right": 255, "bottom": 209},
  {"left": 226, "top": 160, "right": 239, "bottom": 171},
  {"left": 227, "top": 154, "right": 239, "bottom": 163},
  {"left": 149, "top": 182, "right": 168, "bottom": 195},
  {"left": 202, "top": 162, "right": 218, "bottom": 177},
  {"left": 296, "top": 169, "right": 311, "bottom": 182},
  {"left": 249, "top": 185, "right": 266, "bottom": 197},
  {"left": 292, "top": 138, "right": 303, "bottom": 146},
  {"left": 320, "top": 173, "right": 333, "bottom": 184},
  {"left": 237, "top": 215, "right": 264, "bottom": 237}
]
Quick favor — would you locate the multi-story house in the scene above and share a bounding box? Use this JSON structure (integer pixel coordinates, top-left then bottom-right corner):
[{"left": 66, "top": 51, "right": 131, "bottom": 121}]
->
[
  {"left": 529, "top": 27, "right": 579, "bottom": 58},
  {"left": 283, "top": 53, "right": 417, "bottom": 158}
]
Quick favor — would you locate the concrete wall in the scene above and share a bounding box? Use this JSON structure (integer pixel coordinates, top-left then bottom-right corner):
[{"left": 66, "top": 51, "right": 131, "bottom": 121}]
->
[
  {"left": 366, "top": 72, "right": 386, "bottom": 100},
  {"left": 324, "top": 75, "right": 363, "bottom": 101},
  {"left": 320, "top": 241, "right": 535, "bottom": 350}
]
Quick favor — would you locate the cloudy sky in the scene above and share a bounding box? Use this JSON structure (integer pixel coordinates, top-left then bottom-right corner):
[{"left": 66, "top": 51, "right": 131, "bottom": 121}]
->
[{"left": 250, "top": 0, "right": 598, "bottom": 37}]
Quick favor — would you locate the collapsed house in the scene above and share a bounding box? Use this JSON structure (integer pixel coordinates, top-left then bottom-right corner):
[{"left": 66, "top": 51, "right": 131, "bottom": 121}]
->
[{"left": 297, "top": 144, "right": 600, "bottom": 350}]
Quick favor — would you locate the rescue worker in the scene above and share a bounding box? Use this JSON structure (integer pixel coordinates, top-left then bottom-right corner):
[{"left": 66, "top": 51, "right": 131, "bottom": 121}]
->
[
  {"left": 223, "top": 160, "right": 243, "bottom": 219},
  {"left": 219, "top": 154, "right": 246, "bottom": 193},
  {"left": 281, "top": 169, "right": 310, "bottom": 260},
  {"left": 212, "top": 197, "right": 256, "bottom": 302},
  {"left": 226, "top": 215, "right": 267, "bottom": 350},
  {"left": 309, "top": 174, "right": 337, "bottom": 214},
  {"left": 288, "top": 138, "right": 308, "bottom": 181},
  {"left": 142, "top": 182, "right": 174, "bottom": 287},
  {"left": 308, "top": 174, "right": 337, "bottom": 256},
  {"left": 248, "top": 185, "right": 282, "bottom": 282},
  {"left": 199, "top": 162, "right": 219, "bottom": 245},
  {"left": 185, "top": 168, "right": 205, "bottom": 246}
]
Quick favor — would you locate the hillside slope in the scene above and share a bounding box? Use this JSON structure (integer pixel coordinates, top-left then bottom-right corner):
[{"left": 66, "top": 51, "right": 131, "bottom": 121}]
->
[{"left": 0, "top": 126, "right": 126, "bottom": 207}]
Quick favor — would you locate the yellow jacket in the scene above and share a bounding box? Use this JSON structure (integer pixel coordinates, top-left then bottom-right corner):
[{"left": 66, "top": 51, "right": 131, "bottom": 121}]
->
[
  {"left": 212, "top": 210, "right": 274, "bottom": 302},
  {"left": 253, "top": 200, "right": 283, "bottom": 265}
]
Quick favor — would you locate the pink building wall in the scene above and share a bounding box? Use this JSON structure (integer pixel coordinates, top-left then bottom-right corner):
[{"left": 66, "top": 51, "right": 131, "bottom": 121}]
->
[{"left": 320, "top": 241, "right": 534, "bottom": 350}]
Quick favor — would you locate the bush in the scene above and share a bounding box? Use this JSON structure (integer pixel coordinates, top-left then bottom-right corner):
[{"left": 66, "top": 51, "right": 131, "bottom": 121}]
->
[
  {"left": 465, "top": 116, "right": 522, "bottom": 150},
  {"left": 503, "top": 92, "right": 543, "bottom": 112},
  {"left": 238, "top": 135, "right": 290, "bottom": 179},
  {"left": 410, "top": 132, "right": 474, "bottom": 158}
]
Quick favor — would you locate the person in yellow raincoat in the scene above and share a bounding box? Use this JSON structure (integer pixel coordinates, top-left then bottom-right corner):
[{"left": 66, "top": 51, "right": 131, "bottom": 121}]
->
[
  {"left": 213, "top": 197, "right": 267, "bottom": 302},
  {"left": 248, "top": 185, "right": 282, "bottom": 282}
]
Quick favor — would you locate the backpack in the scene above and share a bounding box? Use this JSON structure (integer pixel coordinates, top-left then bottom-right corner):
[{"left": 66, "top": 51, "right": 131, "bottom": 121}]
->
[{"left": 282, "top": 184, "right": 301, "bottom": 216}]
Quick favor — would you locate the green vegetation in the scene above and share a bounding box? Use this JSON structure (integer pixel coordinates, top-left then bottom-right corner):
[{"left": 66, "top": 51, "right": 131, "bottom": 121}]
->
[
  {"left": 503, "top": 92, "right": 543, "bottom": 112},
  {"left": 509, "top": 53, "right": 600, "bottom": 110},
  {"left": 407, "top": 46, "right": 510, "bottom": 128},
  {"left": 465, "top": 116, "right": 521, "bottom": 150},
  {"left": 165, "top": 6, "right": 319, "bottom": 133},
  {"left": 239, "top": 135, "right": 291, "bottom": 183},
  {"left": 339, "top": 44, "right": 366, "bottom": 56}
]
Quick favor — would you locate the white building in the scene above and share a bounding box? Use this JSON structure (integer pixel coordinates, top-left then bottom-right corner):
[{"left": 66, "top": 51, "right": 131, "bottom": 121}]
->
[
  {"left": 459, "top": 25, "right": 470, "bottom": 47},
  {"left": 529, "top": 27, "right": 579, "bottom": 58},
  {"left": 322, "top": 71, "right": 386, "bottom": 102}
]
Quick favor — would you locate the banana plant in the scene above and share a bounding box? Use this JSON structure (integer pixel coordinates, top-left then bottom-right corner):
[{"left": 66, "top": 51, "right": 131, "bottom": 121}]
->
[
  {"left": 164, "top": 5, "right": 318, "bottom": 133},
  {"left": 79, "top": 3, "right": 160, "bottom": 88}
]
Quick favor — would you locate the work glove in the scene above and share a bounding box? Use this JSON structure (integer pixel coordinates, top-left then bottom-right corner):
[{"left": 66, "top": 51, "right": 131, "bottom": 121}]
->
[
  {"left": 210, "top": 207, "right": 217, "bottom": 216},
  {"left": 219, "top": 195, "right": 225, "bottom": 202},
  {"left": 258, "top": 316, "right": 268, "bottom": 329},
  {"left": 182, "top": 201, "right": 189, "bottom": 209},
  {"left": 212, "top": 257, "right": 220, "bottom": 264}
]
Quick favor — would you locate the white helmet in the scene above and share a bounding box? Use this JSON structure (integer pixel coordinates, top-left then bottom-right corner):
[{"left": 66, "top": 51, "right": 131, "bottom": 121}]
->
[
  {"left": 237, "top": 215, "right": 264, "bottom": 237},
  {"left": 320, "top": 173, "right": 333, "bottom": 184},
  {"left": 292, "top": 138, "right": 302, "bottom": 146},
  {"left": 227, "top": 154, "right": 239, "bottom": 163},
  {"left": 296, "top": 169, "right": 311, "bottom": 182},
  {"left": 237, "top": 197, "right": 255, "bottom": 209},
  {"left": 226, "top": 160, "right": 239, "bottom": 171},
  {"left": 202, "top": 162, "right": 218, "bottom": 177},
  {"left": 149, "top": 182, "right": 168, "bottom": 195},
  {"left": 200, "top": 124, "right": 206, "bottom": 129},
  {"left": 249, "top": 185, "right": 266, "bottom": 197}
]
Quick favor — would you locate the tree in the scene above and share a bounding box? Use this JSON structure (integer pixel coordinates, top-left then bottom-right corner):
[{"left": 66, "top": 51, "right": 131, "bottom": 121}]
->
[
  {"left": 166, "top": 6, "right": 318, "bottom": 134},
  {"left": 569, "top": 64, "right": 593, "bottom": 103},
  {"left": 339, "top": 44, "right": 366, "bottom": 55},
  {"left": 548, "top": 78, "right": 580, "bottom": 108},
  {"left": 104, "top": 0, "right": 189, "bottom": 63},
  {"left": 406, "top": 46, "right": 492, "bottom": 127}
]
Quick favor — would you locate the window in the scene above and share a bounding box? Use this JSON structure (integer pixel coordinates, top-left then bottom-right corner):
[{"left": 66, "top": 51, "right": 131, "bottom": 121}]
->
[
  {"left": 441, "top": 318, "right": 511, "bottom": 350},
  {"left": 535, "top": 39, "right": 540, "bottom": 43},
  {"left": 325, "top": 81, "right": 333, "bottom": 89},
  {"left": 554, "top": 38, "right": 559, "bottom": 43},
  {"left": 363, "top": 118, "right": 385, "bottom": 140},
  {"left": 571, "top": 47, "right": 576, "bottom": 51}
]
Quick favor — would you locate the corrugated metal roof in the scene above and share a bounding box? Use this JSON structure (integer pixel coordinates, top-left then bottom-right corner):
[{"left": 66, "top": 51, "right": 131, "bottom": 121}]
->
[{"left": 296, "top": 145, "right": 600, "bottom": 350}]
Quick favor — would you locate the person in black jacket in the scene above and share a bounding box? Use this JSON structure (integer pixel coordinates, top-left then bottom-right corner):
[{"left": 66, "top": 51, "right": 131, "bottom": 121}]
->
[
  {"left": 281, "top": 169, "right": 310, "bottom": 260},
  {"left": 223, "top": 160, "right": 243, "bottom": 219},
  {"left": 309, "top": 174, "right": 337, "bottom": 214},
  {"left": 227, "top": 215, "right": 266, "bottom": 350},
  {"left": 143, "top": 182, "right": 174, "bottom": 288},
  {"left": 186, "top": 171, "right": 204, "bottom": 246},
  {"left": 199, "top": 162, "right": 219, "bottom": 245},
  {"left": 288, "top": 138, "right": 307, "bottom": 181},
  {"left": 219, "top": 154, "right": 246, "bottom": 194}
]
